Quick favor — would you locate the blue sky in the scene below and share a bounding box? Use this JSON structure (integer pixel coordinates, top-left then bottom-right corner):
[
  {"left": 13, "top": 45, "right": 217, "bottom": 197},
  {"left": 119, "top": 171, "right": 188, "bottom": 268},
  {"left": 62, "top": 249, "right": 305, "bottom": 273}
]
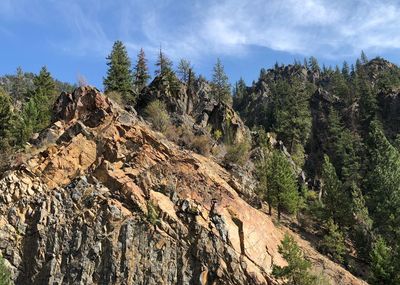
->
[{"left": 1, "top": 0, "right": 400, "bottom": 89}]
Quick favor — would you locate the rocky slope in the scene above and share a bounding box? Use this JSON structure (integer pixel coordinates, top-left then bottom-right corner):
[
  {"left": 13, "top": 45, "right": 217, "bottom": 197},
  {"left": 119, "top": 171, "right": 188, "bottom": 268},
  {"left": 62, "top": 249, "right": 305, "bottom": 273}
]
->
[{"left": 0, "top": 87, "right": 367, "bottom": 284}]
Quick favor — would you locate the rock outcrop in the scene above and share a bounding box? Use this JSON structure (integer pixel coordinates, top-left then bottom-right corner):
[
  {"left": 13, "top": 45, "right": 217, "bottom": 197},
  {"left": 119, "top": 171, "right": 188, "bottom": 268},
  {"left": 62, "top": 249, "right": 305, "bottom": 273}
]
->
[
  {"left": 136, "top": 76, "right": 248, "bottom": 144},
  {"left": 0, "top": 87, "right": 367, "bottom": 285}
]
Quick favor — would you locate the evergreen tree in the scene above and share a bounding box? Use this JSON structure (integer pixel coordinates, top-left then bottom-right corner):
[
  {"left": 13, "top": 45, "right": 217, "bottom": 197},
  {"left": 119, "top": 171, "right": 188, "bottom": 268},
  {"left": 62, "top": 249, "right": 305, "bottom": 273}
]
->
[
  {"left": 232, "top": 77, "right": 247, "bottom": 110},
  {"left": 355, "top": 58, "right": 362, "bottom": 72},
  {"left": 326, "top": 107, "right": 360, "bottom": 181},
  {"left": 321, "top": 155, "right": 351, "bottom": 227},
  {"left": 211, "top": 58, "right": 231, "bottom": 104},
  {"left": 325, "top": 108, "right": 372, "bottom": 257},
  {"left": 341, "top": 61, "right": 350, "bottom": 81},
  {"left": 357, "top": 75, "right": 377, "bottom": 129},
  {"left": 329, "top": 70, "right": 350, "bottom": 102},
  {"left": 134, "top": 48, "right": 150, "bottom": 92},
  {"left": 350, "top": 182, "right": 373, "bottom": 259},
  {"left": 266, "top": 149, "right": 299, "bottom": 220},
  {"left": 366, "top": 121, "right": 400, "bottom": 242},
  {"left": 155, "top": 49, "right": 174, "bottom": 77},
  {"left": 12, "top": 99, "right": 37, "bottom": 148},
  {"left": 272, "top": 79, "right": 312, "bottom": 154},
  {"left": 369, "top": 237, "right": 398, "bottom": 285},
  {"left": 319, "top": 218, "right": 346, "bottom": 263},
  {"left": 273, "top": 234, "right": 327, "bottom": 285},
  {"left": 0, "top": 89, "right": 13, "bottom": 150},
  {"left": 9, "top": 67, "right": 56, "bottom": 148},
  {"left": 30, "top": 66, "right": 56, "bottom": 131},
  {"left": 103, "top": 40, "right": 134, "bottom": 103},
  {"left": 308, "top": 56, "right": 320, "bottom": 73},
  {"left": 155, "top": 49, "right": 180, "bottom": 94},
  {"left": 361, "top": 50, "right": 368, "bottom": 64},
  {"left": 33, "top": 66, "right": 56, "bottom": 99},
  {"left": 176, "top": 58, "right": 192, "bottom": 83},
  {"left": 11, "top": 66, "right": 28, "bottom": 101}
]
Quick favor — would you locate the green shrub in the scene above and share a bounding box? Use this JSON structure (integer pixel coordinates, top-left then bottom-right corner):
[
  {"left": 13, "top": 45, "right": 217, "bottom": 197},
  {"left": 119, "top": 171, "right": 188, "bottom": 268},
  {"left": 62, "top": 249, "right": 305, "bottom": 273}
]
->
[
  {"left": 144, "top": 100, "right": 170, "bottom": 132},
  {"left": 224, "top": 139, "right": 251, "bottom": 166},
  {"left": 165, "top": 124, "right": 212, "bottom": 156},
  {"left": 213, "top": 129, "right": 223, "bottom": 141},
  {"left": 146, "top": 201, "right": 160, "bottom": 226},
  {"left": 0, "top": 255, "right": 12, "bottom": 285},
  {"left": 106, "top": 91, "right": 125, "bottom": 106},
  {"left": 191, "top": 135, "right": 211, "bottom": 156}
]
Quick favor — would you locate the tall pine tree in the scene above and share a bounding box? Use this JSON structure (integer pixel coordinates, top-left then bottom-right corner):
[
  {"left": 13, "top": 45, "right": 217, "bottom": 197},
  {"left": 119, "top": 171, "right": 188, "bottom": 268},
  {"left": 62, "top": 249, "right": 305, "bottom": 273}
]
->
[
  {"left": 272, "top": 79, "right": 312, "bottom": 155},
  {"left": 155, "top": 49, "right": 174, "bottom": 77},
  {"left": 366, "top": 121, "right": 400, "bottom": 243},
  {"left": 321, "top": 155, "right": 351, "bottom": 227},
  {"left": 266, "top": 149, "right": 299, "bottom": 220},
  {"left": 103, "top": 41, "right": 134, "bottom": 103},
  {"left": 211, "top": 58, "right": 231, "bottom": 105},
  {"left": 134, "top": 48, "right": 150, "bottom": 92},
  {"left": 176, "top": 58, "right": 193, "bottom": 84},
  {"left": 0, "top": 89, "right": 13, "bottom": 150}
]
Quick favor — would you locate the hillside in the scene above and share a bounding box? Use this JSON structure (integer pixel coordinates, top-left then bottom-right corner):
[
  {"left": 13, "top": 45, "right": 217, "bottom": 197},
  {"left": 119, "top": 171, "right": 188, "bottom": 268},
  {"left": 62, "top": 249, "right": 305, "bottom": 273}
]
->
[{"left": 0, "top": 87, "right": 367, "bottom": 285}]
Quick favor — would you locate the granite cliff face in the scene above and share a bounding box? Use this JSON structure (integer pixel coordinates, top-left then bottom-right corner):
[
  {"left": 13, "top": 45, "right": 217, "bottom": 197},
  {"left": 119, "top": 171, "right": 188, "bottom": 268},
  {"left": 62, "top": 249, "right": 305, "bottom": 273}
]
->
[{"left": 0, "top": 87, "right": 367, "bottom": 285}]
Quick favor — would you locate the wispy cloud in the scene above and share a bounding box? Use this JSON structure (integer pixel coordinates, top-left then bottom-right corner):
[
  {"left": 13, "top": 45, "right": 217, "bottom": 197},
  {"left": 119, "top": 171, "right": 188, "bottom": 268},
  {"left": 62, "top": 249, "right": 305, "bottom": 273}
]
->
[{"left": 2, "top": 0, "right": 400, "bottom": 61}]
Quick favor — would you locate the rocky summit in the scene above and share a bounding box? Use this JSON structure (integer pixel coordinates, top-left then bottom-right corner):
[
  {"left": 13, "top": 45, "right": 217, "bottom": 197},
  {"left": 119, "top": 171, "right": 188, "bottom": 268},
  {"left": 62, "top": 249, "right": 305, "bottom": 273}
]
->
[{"left": 0, "top": 86, "right": 367, "bottom": 285}]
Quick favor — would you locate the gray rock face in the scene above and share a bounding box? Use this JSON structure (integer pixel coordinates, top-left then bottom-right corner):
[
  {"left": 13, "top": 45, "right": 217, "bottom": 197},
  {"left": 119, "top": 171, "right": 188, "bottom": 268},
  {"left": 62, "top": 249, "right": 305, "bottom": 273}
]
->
[
  {"left": 136, "top": 75, "right": 249, "bottom": 144},
  {"left": 0, "top": 174, "right": 266, "bottom": 285}
]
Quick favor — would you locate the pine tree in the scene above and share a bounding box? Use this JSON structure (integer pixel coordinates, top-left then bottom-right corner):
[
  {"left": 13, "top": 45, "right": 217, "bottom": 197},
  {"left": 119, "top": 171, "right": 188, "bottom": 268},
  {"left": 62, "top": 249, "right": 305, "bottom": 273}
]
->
[
  {"left": 176, "top": 58, "right": 193, "bottom": 83},
  {"left": 308, "top": 56, "right": 320, "bottom": 73},
  {"left": 342, "top": 61, "right": 350, "bottom": 81},
  {"left": 0, "top": 89, "right": 13, "bottom": 150},
  {"left": 369, "top": 237, "right": 398, "bottom": 285},
  {"left": 266, "top": 149, "right": 299, "bottom": 220},
  {"left": 273, "top": 234, "right": 326, "bottom": 285},
  {"left": 232, "top": 77, "right": 247, "bottom": 110},
  {"left": 357, "top": 74, "right": 377, "bottom": 129},
  {"left": 361, "top": 50, "right": 368, "bottom": 64},
  {"left": 350, "top": 182, "right": 373, "bottom": 259},
  {"left": 366, "top": 121, "right": 400, "bottom": 242},
  {"left": 321, "top": 155, "right": 351, "bottom": 227},
  {"left": 12, "top": 66, "right": 28, "bottom": 101},
  {"left": 330, "top": 69, "right": 350, "bottom": 102},
  {"left": 134, "top": 48, "right": 150, "bottom": 92},
  {"left": 326, "top": 107, "right": 360, "bottom": 181},
  {"left": 211, "top": 58, "right": 231, "bottom": 104},
  {"left": 31, "top": 66, "right": 56, "bottom": 131},
  {"left": 103, "top": 40, "right": 134, "bottom": 103},
  {"left": 319, "top": 218, "right": 346, "bottom": 262},
  {"left": 155, "top": 49, "right": 174, "bottom": 77},
  {"left": 33, "top": 66, "right": 56, "bottom": 99},
  {"left": 272, "top": 79, "right": 312, "bottom": 154},
  {"left": 12, "top": 100, "right": 36, "bottom": 148}
]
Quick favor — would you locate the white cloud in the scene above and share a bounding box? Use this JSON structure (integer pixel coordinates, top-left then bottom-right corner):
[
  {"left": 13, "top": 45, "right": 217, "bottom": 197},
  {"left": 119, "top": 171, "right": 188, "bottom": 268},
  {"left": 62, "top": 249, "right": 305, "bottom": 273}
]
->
[
  {"left": 193, "top": 0, "right": 400, "bottom": 57},
  {"left": 3, "top": 0, "right": 400, "bottom": 60}
]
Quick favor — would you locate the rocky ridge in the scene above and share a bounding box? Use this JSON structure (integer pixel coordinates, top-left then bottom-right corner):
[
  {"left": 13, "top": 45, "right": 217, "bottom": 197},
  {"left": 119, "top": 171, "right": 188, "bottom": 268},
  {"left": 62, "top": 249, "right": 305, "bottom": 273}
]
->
[
  {"left": 0, "top": 87, "right": 367, "bottom": 284},
  {"left": 137, "top": 75, "right": 248, "bottom": 144}
]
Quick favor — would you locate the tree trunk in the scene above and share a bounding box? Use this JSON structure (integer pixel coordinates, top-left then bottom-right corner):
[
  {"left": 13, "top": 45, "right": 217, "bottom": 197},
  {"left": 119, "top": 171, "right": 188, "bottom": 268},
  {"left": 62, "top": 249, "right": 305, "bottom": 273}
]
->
[
  {"left": 268, "top": 203, "right": 272, "bottom": 216},
  {"left": 277, "top": 206, "right": 281, "bottom": 220}
]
